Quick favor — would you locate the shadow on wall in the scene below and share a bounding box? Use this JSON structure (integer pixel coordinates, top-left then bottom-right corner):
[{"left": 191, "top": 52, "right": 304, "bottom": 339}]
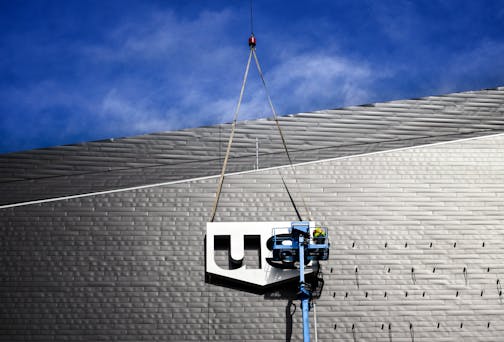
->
[
  {"left": 285, "top": 300, "right": 296, "bottom": 342},
  {"left": 204, "top": 234, "right": 325, "bottom": 342},
  {"left": 206, "top": 271, "right": 323, "bottom": 342},
  {"left": 205, "top": 273, "right": 301, "bottom": 342}
]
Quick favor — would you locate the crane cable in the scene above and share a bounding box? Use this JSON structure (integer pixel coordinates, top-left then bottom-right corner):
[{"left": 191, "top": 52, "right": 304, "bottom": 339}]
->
[
  {"left": 209, "top": 42, "right": 312, "bottom": 222},
  {"left": 249, "top": 0, "right": 254, "bottom": 35},
  {"left": 251, "top": 48, "right": 313, "bottom": 222},
  {"left": 209, "top": 49, "right": 253, "bottom": 222},
  {"left": 209, "top": 3, "right": 312, "bottom": 222}
]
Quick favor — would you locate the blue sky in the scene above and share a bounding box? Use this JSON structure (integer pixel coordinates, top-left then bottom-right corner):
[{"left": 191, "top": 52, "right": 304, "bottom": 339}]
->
[{"left": 1, "top": 0, "right": 504, "bottom": 153}]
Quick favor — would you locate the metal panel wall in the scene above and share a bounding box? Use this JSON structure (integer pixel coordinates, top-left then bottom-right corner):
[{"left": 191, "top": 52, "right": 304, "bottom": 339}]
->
[
  {"left": 2, "top": 134, "right": 504, "bottom": 341},
  {"left": 2, "top": 87, "right": 504, "bottom": 206}
]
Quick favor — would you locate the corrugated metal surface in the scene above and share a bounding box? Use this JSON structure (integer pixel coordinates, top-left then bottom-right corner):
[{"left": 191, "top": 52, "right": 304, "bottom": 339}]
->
[
  {"left": 2, "top": 133, "right": 504, "bottom": 341},
  {"left": 1, "top": 87, "right": 504, "bottom": 205}
]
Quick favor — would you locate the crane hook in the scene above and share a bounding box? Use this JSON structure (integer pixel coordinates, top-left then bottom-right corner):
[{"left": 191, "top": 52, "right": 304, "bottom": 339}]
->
[{"left": 248, "top": 34, "right": 256, "bottom": 48}]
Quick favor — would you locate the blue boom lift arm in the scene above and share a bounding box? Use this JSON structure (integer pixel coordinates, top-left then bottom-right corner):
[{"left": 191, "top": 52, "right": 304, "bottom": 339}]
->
[{"left": 271, "top": 222, "right": 330, "bottom": 342}]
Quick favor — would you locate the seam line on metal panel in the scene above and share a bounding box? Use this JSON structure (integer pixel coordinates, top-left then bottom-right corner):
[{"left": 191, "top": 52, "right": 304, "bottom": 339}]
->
[
  {"left": 2, "top": 131, "right": 504, "bottom": 210},
  {"left": 2, "top": 129, "right": 501, "bottom": 186}
]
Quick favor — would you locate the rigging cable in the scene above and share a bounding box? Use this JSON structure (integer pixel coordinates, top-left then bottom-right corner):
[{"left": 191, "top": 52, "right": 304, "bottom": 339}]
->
[
  {"left": 209, "top": 49, "right": 253, "bottom": 222},
  {"left": 250, "top": 0, "right": 254, "bottom": 35},
  {"left": 209, "top": 4, "right": 312, "bottom": 222},
  {"left": 251, "top": 48, "right": 313, "bottom": 221}
]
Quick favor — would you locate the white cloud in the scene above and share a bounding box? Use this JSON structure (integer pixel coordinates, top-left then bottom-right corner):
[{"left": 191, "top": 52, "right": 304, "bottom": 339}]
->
[
  {"left": 11, "top": 6, "right": 389, "bottom": 147},
  {"left": 90, "top": 8, "right": 248, "bottom": 133},
  {"left": 268, "top": 53, "right": 374, "bottom": 110},
  {"left": 85, "top": 8, "right": 240, "bottom": 66},
  {"left": 86, "top": 6, "right": 386, "bottom": 135},
  {"left": 3, "top": 2, "right": 504, "bottom": 154},
  {"left": 97, "top": 48, "right": 385, "bottom": 136}
]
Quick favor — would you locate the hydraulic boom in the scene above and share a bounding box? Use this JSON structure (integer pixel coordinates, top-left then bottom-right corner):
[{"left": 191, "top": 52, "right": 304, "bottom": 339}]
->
[{"left": 271, "top": 222, "right": 330, "bottom": 341}]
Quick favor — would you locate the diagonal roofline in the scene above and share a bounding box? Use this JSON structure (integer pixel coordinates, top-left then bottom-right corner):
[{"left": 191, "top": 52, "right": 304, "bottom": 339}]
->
[
  {"left": 1, "top": 86, "right": 504, "bottom": 205},
  {"left": 2, "top": 131, "right": 503, "bottom": 210}
]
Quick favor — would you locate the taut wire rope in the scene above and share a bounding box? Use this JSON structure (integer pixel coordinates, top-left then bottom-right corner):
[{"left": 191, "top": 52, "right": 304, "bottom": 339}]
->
[
  {"left": 209, "top": 49, "right": 253, "bottom": 222},
  {"left": 251, "top": 49, "right": 313, "bottom": 221},
  {"left": 209, "top": 2, "right": 312, "bottom": 222},
  {"left": 209, "top": 43, "right": 313, "bottom": 222}
]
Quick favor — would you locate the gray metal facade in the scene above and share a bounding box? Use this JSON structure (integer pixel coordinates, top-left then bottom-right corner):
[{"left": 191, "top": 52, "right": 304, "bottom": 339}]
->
[
  {"left": 1, "top": 87, "right": 504, "bottom": 341},
  {"left": 2, "top": 87, "right": 504, "bottom": 206}
]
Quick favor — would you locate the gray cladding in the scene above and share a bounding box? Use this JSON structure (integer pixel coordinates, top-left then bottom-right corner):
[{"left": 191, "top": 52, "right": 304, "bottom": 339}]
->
[
  {"left": 2, "top": 87, "right": 504, "bottom": 205},
  {"left": 2, "top": 86, "right": 504, "bottom": 341},
  {"left": 2, "top": 133, "right": 504, "bottom": 341}
]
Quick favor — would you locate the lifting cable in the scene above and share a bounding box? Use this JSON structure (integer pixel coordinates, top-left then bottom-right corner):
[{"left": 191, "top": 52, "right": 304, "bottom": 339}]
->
[
  {"left": 209, "top": 49, "right": 253, "bottom": 222},
  {"left": 209, "top": 4, "right": 312, "bottom": 222},
  {"left": 251, "top": 48, "right": 313, "bottom": 222}
]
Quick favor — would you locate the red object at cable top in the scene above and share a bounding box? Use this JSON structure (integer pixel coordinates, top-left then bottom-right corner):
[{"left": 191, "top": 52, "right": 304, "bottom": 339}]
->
[{"left": 248, "top": 35, "right": 256, "bottom": 47}]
